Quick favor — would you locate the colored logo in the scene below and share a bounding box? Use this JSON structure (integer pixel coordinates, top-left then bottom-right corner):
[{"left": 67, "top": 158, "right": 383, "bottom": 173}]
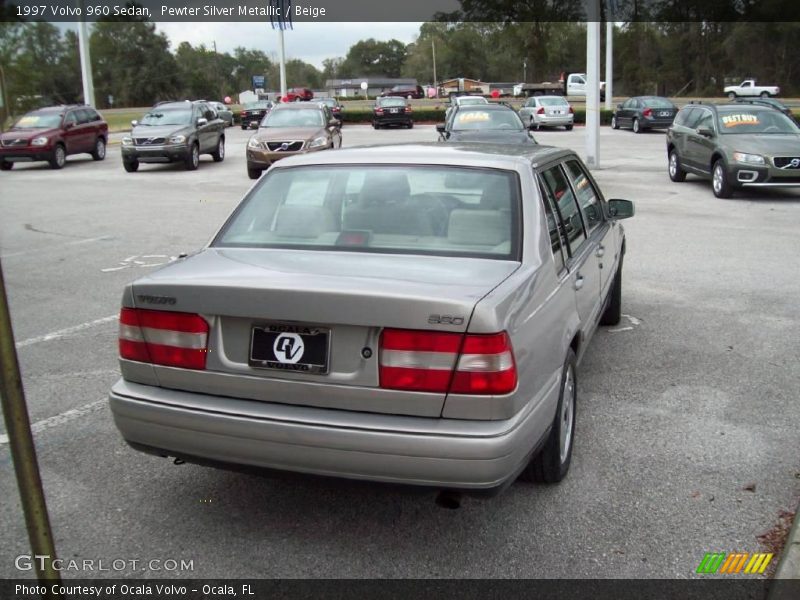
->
[{"left": 696, "top": 552, "right": 773, "bottom": 574}]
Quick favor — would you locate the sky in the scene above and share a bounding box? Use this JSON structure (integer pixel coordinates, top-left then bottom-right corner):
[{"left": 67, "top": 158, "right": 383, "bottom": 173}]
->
[{"left": 154, "top": 22, "right": 425, "bottom": 68}]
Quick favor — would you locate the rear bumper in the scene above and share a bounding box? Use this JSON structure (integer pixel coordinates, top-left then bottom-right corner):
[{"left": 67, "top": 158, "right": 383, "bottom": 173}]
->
[
  {"left": 532, "top": 114, "right": 574, "bottom": 127},
  {"left": 109, "top": 379, "right": 553, "bottom": 491},
  {"left": 640, "top": 117, "right": 675, "bottom": 129},
  {"left": 374, "top": 115, "right": 413, "bottom": 126}
]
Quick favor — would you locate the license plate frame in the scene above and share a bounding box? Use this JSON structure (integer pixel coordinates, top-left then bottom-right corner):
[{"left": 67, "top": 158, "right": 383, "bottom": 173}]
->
[{"left": 249, "top": 322, "right": 331, "bottom": 374}]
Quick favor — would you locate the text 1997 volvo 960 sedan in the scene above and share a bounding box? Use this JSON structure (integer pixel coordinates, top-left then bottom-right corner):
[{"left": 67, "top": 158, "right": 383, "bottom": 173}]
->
[{"left": 109, "top": 143, "right": 634, "bottom": 498}]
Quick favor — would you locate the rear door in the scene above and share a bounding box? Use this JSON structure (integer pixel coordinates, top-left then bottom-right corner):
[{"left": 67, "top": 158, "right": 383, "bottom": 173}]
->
[{"left": 540, "top": 163, "right": 603, "bottom": 334}]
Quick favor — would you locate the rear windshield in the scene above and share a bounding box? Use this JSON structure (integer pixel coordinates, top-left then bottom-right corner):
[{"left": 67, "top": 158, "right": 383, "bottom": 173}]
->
[
  {"left": 378, "top": 98, "right": 407, "bottom": 107},
  {"left": 642, "top": 97, "right": 674, "bottom": 109},
  {"left": 244, "top": 102, "right": 272, "bottom": 109},
  {"left": 458, "top": 97, "right": 488, "bottom": 105},
  {"left": 452, "top": 109, "right": 525, "bottom": 131},
  {"left": 717, "top": 108, "right": 798, "bottom": 134},
  {"left": 139, "top": 109, "right": 192, "bottom": 126},
  {"left": 14, "top": 113, "right": 62, "bottom": 128},
  {"left": 262, "top": 109, "right": 324, "bottom": 127},
  {"left": 213, "top": 165, "right": 521, "bottom": 260},
  {"left": 539, "top": 97, "right": 568, "bottom": 106}
]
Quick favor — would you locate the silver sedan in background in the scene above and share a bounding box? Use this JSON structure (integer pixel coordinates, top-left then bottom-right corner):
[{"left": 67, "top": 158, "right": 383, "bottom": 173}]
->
[
  {"left": 518, "top": 95, "right": 575, "bottom": 131},
  {"left": 109, "top": 143, "right": 633, "bottom": 500}
]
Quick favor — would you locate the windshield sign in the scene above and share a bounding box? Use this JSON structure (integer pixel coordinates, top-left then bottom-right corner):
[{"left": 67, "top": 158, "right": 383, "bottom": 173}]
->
[
  {"left": 717, "top": 109, "right": 798, "bottom": 134},
  {"left": 453, "top": 110, "right": 523, "bottom": 131}
]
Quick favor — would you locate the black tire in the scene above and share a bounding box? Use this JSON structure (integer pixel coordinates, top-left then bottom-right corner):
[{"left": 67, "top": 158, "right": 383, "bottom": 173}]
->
[
  {"left": 0, "top": 160, "right": 13, "bottom": 171},
  {"left": 49, "top": 144, "right": 66, "bottom": 169},
  {"left": 727, "top": 92, "right": 736, "bottom": 100},
  {"left": 632, "top": 118, "right": 642, "bottom": 133},
  {"left": 185, "top": 143, "right": 199, "bottom": 171},
  {"left": 712, "top": 159, "right": 733, "bottom": 198},
  {"left": 519, "top": 349, "right": 577, "bottom": 484},
  {"left": 241, "top": 125, "right": 247, "bottom": 130},
  {"left": 565, "top": 124, "right": 573, "bottom": 131},
  {"left": 211, "top": 137, "right": 225, "bottom": 162},
  {"left": 123, "top": 159, "right": 139, "bottom": 173},
  {"left": 247, "top": 167, "right": 262, "bottom": 180},
  {"left": 600, "top": 256, "right": 623, "bottom": 326},
  {"left": 668, "top": 149, "right": 687, "bottom": 182},
  {"left": 759, "top": 91, "right": 769, "bottom": 98},
  {"left": 372, "top": 122, "right": 379, "bottom": 129},
  {"left": 91, "top": 137, "right": 106, "bottom": 161},
  {"left": 407, "top": 121, "right": 414, "bottom": 129},
  {"left": 611, "top": 115, "right": 619, "bottom": 129}
]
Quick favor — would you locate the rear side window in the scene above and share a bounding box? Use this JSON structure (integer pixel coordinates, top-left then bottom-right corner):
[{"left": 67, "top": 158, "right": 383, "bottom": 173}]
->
[
  {"left": 213, "top": 166, "right": 521, "bottom": 260},
  {"left": 540, "top": 165, "right": 587, "bottom": 257},
  {"left": 538, "top": 179, "right": 567, "bottom": 275},
  {"left": 673, "top": 107, "right": 692, "bottom": 127}
]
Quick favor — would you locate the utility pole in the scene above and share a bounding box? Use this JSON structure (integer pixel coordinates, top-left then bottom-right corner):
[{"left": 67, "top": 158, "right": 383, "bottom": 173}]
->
[
  {"left": 586, "top": 10, "right": 601, "bottom": 167},
  {"left": 523, "top": 58, "right": 527, "bottom": 83},
  {"left": 77, "top": 5, "right": 95, "bottom": 107},
  {"left": 432, "top": 39, "right": 437, "bottom": 94},
  {"left": 605, "top": 21, "right": 613, "bottom": 110},
  {"left": 278, "top": 28, "right": 287, "bottom": 99}
]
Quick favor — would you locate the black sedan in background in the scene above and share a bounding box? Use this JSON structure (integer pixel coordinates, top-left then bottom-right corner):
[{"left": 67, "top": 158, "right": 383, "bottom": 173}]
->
[
  {"left": 240, "top": 100, "right": 274, "bottom": 130},
  {"left": 372, "top": 97, "right": 413, "bottom": 129},
  {"left": 612, "top": 96, "right": 677, "bottom": 133},
  {"left": 437, "top": 104, "right": 536, "bottom": 144}
]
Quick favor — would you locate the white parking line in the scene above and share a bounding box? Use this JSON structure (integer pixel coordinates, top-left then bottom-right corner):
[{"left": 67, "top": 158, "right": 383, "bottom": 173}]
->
[
  {"left": 0, "top": 235, "right": 113, "bottom": 258},
  {"left": 15, "top": 314, "right": 118, "bottom": 348},
  {"left": 0, "top": 398, "right": 107, "bottom": 446}
]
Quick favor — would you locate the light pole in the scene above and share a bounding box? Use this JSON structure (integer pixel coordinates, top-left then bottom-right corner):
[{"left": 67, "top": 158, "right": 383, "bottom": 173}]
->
[
  {"left": 523, "top": 58, "right": 527, "bottom": 83},
  {"left": 605, "top": 21, "right": 613, "bottom": 110},
  {"left": 77, "top": 1, "right": 95, "bottom": 107},
  {"left": 586, "top": 3, "right": 601, "bottom": 167},
  {"left": 432, "top": 39, "right": 437, "bottom": 93}
]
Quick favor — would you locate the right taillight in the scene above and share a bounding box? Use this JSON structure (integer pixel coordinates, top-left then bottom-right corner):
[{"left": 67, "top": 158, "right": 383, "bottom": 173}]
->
[
  {"left": 379, "top": 329, "right": 517, "bottom": 395},
  {"left": 119, "top": 308, "right": 209, "bottom": 370}
]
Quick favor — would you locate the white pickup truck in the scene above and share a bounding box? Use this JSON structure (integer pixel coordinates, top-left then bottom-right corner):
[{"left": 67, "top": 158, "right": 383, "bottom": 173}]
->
[
  {"left": 724, "top": 79, "right": 780, "bottom": 99},
  {"left": 517, "top": 72, "right": 606, "bottom": 100}
]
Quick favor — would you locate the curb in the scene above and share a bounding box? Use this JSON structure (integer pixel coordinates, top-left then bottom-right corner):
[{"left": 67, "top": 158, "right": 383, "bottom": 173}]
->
[{"left": 768, "top": 501, "right": 800, "bottom": 600}]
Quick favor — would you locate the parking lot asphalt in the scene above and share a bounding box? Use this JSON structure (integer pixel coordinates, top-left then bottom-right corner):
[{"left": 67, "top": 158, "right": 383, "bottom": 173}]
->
[{"left": 1, "top": 125, "right": 799, "bottom": 579}]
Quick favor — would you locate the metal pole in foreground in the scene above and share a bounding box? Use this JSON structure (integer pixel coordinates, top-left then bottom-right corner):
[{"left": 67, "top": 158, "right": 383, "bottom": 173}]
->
[
  {"left": 278, "top": 28, "right": 287, "bottom": 99},
  {"left": 77, "top": 6, "right": 95, "bottom": 107},
  {"left": 585, "top": 19, "right": 601, "bottom": 167},
  {"left": 0, "top": 257, "right": 62, "bottom": 592},
  {"left": 605, "top": 21, "right": 613, "bottom": 111}
]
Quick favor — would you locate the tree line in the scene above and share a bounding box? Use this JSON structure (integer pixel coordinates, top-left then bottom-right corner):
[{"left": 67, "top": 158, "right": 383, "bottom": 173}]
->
[{"left": 0, "top": 18, "right": 798, "bottom": 112}]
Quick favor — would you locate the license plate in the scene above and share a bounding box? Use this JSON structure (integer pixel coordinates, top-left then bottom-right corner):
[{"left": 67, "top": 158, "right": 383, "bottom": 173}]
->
[
  {"left": 249, "top": 323, "right": 330, "bottom": 374},
  {"left": 659, "top": 111, "right": 670, "bottom": 117},
  {"left": 390, "top": 108, "right": 398, "bottom": 113},
  {"left": 552, "top": 110, "right": 562, "bottom": 115}
]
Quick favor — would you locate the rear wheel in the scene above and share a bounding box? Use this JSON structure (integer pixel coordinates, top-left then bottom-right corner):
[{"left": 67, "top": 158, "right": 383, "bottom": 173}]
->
[
  {"left": 611, "top": 115, "right": 619, "bottom": 129},
  {"left": 211, "top": 137, "right": 225, "bottom": 162},
  {"left": 712, "top": 159, "right": 733, "bottom": 198},
  {"left": 632, "top": 118, "right": 642, "bottom": 133},
  {"left": 247, "top": 166, "right": 262, "bottom": 180},
  {"left": 123, "top": 159, "right": 139, "bottom": 173},
  {"left": 728, "top": 92, "right": 736, "bottom": 100},
  {"left": 91, "top": 137, "right": 106, "bottom": 161},
  {"left": 185, "top": 143, "right": 199, "bottom": 171},
  {"left": 241, "top": 124, "right": 247, "bottom": 130},
  {"left": 520, "top": 349, "right": 577, "bottom": 484},
  {"left": 0, "top": 160, "right": 12, "bottom": 171},
  {"left": 565, "top": 124, "right": 573, "bottom": 131},
  {"left": 407, "top": 121, "right": 414, "bottom": 129},
  {"left": 668, "top": 149, "right": 687, "bottom": 182},
  {"left": 49, "top": 144, "right": 66, "bottom": 169}
]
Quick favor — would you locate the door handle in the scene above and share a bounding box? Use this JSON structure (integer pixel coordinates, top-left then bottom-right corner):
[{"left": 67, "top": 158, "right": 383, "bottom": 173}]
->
[
  {"left": 574, "top": 275, "right": 585, "bottom": 291},
  {"left": 596, "top": 244, "right": 605, "bottom": 258}
]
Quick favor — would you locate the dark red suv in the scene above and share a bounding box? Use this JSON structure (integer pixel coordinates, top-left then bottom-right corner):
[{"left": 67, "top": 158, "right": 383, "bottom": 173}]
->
[
  {"left": 282, "top": 87, "right": 315, "bottom": 102},
  {"left": 0, "top": 105, "right": 108, "bottom": 170},
  {"left": 380, "top": 85, "right": 425, "bottom": 99}
]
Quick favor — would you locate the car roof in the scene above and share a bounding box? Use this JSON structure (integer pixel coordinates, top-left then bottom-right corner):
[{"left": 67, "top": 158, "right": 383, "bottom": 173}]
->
[
  {"left": 269, "top": 142, "right": 572, "bottom": 170},
  {"left": 34, "top": 105, "right": 89, "bottom": 113},
  {"left": 455, "top": 104, "right": 516, "bottom": 112}
]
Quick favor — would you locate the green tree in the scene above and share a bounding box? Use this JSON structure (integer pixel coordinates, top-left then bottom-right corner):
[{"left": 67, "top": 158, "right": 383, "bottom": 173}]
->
[{"left": 339, "top": 38, "right": 408, "bottom": 78}]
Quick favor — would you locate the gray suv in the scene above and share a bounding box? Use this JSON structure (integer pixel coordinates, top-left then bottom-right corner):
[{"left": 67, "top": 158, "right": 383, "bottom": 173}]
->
[{"left": 122, "top": 101, "right": 225, "bottom": 172}]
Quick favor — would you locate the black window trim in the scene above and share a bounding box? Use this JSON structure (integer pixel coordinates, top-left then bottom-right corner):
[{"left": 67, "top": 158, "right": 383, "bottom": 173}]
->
[
  {"left": 561, "top": 158, "right": 609, "bottom": 233},
  {"left": 536, "top": 174, "right": 568, "bottom": 277},
  {"left": 537, "top": 160, "right": 588, "bottom": 262}
]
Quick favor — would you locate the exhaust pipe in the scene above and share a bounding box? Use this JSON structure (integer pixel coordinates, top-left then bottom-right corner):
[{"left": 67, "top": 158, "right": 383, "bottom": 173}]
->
[{"left": 435, "top": 490, "right": 462, "bottom": 509}]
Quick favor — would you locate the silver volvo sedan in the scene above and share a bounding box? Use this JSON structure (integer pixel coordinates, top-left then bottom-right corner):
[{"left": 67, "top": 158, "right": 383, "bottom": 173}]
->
[{"left": 109, "top": 143, "right": 634, "bottom": 497}]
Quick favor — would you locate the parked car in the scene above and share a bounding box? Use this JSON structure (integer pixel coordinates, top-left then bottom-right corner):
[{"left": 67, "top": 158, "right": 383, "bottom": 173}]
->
[
  {"left": 121, "top": 100, "right": 225, "bottom": 172},
  {"left": 282, "top": 87, "right": 314, "bottom": 102},
  {"left": 317, "top": 97, "right": 343, "bottom": 120},
  {"left": 108, "top": 142, "right": 634, "bottom": 497},
  {"left": 246, "top": 103, "right": 341, "bottom": 179},
  {"left": 0, "top": 104, "right": 108, "bottom": 170},
  {"left": 666, "top": 102, "right": 800, "bottom": 198},
  {"left": 372, "top": 97, "right": 413, "bottom": 129},
  {"left": 444, "top": 95, "right": 489, "bottom": 120},
  {"left": 207, "top": 101, "right": 233, "bottom": 127},
  {"left": 380, "top": 84, "right": 425, "bottom": 99},
  {"left": 733, "top": 97, "right": 796, "bottom": 124},
  {"left": 611, "top": 96, "right": 677, "bottom": 133},
  {"left": 437, "top": 104, "right": 536, "bottom": 144},
  {"left": 518, "top": 95, "right": 575, "bottom": 131},
  {"left": 724, "top": 79, "right": 780, "bottom": 99},
  {"left": 240, "top": 100, "right": 274, "bottom": 130}
]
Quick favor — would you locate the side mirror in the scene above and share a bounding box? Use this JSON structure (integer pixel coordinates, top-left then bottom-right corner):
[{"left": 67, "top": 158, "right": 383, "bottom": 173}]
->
[
  {"left": 197, "top": 117, "right": 208, "bottom": 127},
  {"left": 130, "top": 119, "right": 139, "bottom": 127},
  {"left": 330, "top": 118, "right": 341, "bottom": 128},
  {"left": 616, "top": 104, "right": 623, "bottom": 110},
  {"left": 607, "top": 199, "right": 635, "bottom": 220},
  {"left": 64, "top": 121, "right": 75, "bottom": 129},
  {"left": 697, "top": 126, "right": 714, "bottom": 138},
  {"left": 436, "top": 123, "right": 446, "bottom": 133}
]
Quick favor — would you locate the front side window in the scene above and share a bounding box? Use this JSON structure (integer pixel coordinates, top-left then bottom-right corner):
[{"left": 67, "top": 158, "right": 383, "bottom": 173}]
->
[
  {"left": 213, "top": 166, "right": 521, "bottom": 260},
  {"left": 64, "top": 112, "right": 78, "bottom": 126},
  {"left": 540, "top": 165, "right": 587, "bottom": 257},
  {"left": 564, "top": 160, "right": 604, "bottom": 234},
  {"left": 695, "top": 109, "right": 714, "bottom": 131}
]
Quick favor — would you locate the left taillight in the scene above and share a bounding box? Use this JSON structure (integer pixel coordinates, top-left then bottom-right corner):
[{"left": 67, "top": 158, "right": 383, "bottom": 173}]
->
[
  {"left": 643, "top": 108, "right": 653, "bottom": 118},
  {"left": 537, "top": 107, "right": 545, "bottom": 115},
  {"left": 405, "top": 106, "right": 412, "bottom": 113},
  {"left": 379, "top": 329, "right": 517, "bottom": 395},
  {"left": 119, "top": 308, "right": 209, "bottom": 370}
]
